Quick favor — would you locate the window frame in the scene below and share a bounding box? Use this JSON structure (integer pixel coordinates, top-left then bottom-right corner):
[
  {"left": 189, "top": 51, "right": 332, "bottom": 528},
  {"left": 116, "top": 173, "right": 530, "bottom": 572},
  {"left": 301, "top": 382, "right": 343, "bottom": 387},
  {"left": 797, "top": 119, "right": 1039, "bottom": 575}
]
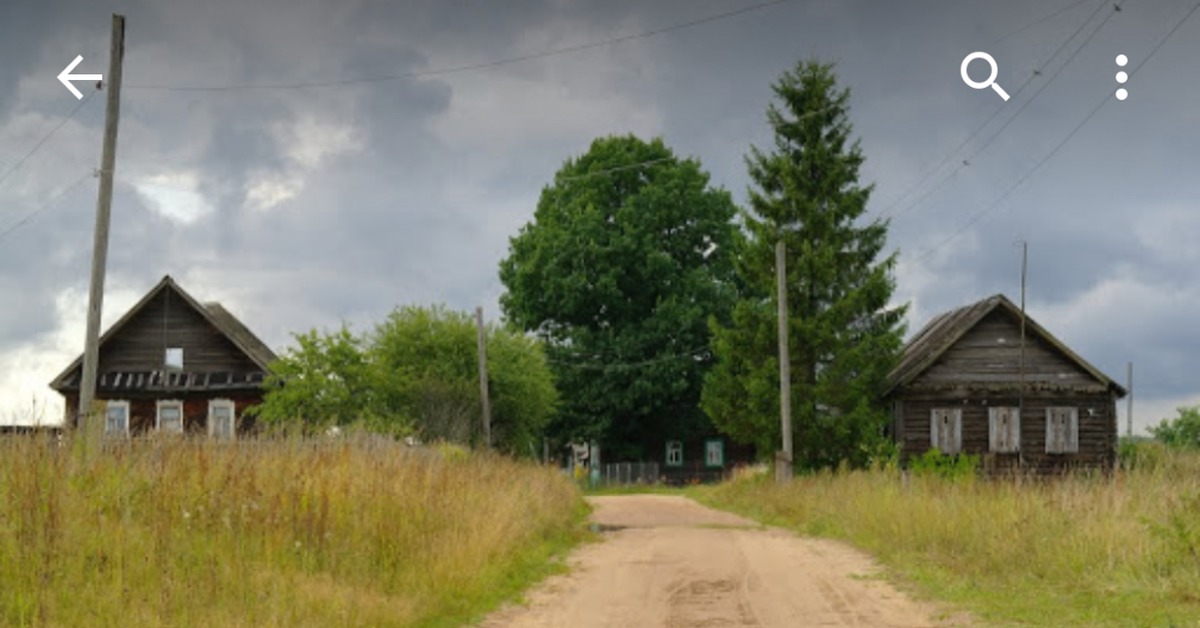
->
[
  {"left": 665, "top": 440, "right": 683, "bottom": 467},
  {"left": 104, "top": 400, "right": 130, "bottom": 437},
  {"left": 1045, "top": 406, "right": 1079, "bottom": 454},
  {"left": 208, "top": 398, "right": 237, "bottom": 440},
  {"left": 156, "top": 399, "right": 185, "bottom": 434},
  {"left": 704, "top": 439, "right": 725, "bottom": 468},
  {"left": 165, "top": 347, "right": 184, "bottom": 370},
  {"left": 930, "top": 407, "right": 963, "bottom": 455},
  {"left": 988, "top": 406, "right": 1021, "bottom": 453}
]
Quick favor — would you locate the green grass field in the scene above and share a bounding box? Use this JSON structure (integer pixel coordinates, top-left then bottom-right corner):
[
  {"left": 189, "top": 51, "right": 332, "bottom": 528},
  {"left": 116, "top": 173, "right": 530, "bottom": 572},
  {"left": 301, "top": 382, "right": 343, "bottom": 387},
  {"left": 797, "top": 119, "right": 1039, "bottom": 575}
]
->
[
  {"left": 0, "top": 435, "right": 585, "bottom": 627},
  {"left": 694, "top": 449, "right": 1200, "bottom": 626}
]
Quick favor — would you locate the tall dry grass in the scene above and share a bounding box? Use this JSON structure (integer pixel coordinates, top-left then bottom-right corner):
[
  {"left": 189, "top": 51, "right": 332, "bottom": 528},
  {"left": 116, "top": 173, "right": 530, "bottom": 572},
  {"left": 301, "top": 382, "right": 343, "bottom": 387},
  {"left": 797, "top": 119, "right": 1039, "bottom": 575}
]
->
[
  {"left": 701, "top": 450, "right": 1200, "bottom": 625},
  {"left": 0, "top": 434, "right": 583, "bottom": 627}
]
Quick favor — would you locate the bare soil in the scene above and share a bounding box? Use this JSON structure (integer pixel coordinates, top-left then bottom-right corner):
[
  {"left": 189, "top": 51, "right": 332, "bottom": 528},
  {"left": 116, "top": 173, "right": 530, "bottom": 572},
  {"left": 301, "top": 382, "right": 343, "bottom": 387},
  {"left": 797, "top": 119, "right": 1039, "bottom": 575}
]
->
[{"left": 478, "top": 494, "right": 963, "bottom": 628}]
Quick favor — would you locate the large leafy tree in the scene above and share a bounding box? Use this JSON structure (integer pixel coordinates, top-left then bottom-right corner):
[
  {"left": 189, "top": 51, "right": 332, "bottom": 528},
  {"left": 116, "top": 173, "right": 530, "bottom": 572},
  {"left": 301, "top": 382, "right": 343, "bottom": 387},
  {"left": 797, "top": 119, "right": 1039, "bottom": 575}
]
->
[
  {"left": 702, "top": 60, "right": 906, "bottom": 470},
  {"left": 254, "top": 305, "right": 557, "bottom": 455},
  {"left": 499, "top": 135, "right": 740, "bottom": 459}
]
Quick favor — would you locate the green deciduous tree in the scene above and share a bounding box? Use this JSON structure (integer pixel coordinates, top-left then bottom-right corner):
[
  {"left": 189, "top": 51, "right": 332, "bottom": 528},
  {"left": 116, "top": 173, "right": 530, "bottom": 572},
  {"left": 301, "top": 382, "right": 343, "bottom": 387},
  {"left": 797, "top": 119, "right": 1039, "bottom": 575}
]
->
[
  {"left": 1150, "top": 406, "right": 1200, "bottom": 448},
  {"left": 702, "top": 60, "right": 906, "bottom": 470},
  {"left": 253, "top": 305, "right": 557, "bottom": 455},
  {"left": 499, "top": 135, "right": 740, "bottom": 459}
]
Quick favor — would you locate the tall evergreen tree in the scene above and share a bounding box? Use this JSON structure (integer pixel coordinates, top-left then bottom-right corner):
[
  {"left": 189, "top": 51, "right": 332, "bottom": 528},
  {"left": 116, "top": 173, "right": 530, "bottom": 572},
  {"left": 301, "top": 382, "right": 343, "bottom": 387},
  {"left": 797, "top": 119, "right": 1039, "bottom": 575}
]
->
[{"left": 702, "top": 60, "right": 906, "bottom": 470}]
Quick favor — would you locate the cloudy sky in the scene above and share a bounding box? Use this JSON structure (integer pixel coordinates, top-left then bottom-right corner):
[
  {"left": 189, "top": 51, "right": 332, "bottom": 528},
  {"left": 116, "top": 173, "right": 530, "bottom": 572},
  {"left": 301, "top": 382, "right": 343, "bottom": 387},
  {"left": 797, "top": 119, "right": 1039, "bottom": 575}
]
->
[{"left": 1, "top": 0, "right": 1197, "bottom": 431}]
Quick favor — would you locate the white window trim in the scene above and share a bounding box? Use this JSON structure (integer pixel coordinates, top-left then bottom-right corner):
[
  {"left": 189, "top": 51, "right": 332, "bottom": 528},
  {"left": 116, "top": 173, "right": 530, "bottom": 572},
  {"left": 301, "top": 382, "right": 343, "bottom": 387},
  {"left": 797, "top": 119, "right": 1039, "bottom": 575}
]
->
[
  {"left": 705, "top": 439, "right": 725, "bottom": 468},
  {"left": 665, "top": 440, "right": 683, "bottom": 467},
  {"left": 156, "top": 399, "right": 185, "bottom": 434},
  {"left": 930, "top": 408, "right": 963, "bottom": 455},
  {"left": 208, "top": 399, "right": 237, "bottom": 440},
  {"left": 1045, "top": 407, "right": 1079, "bottom": 454},
  {"left": 165, "top": 347, "right": 184, "bottom": 370},
  {"left": 105, "top": 400, "right": 131, "bottom": 437},
  {"left": 988, "top": 407, "right": 1021, "bottom": 453}
]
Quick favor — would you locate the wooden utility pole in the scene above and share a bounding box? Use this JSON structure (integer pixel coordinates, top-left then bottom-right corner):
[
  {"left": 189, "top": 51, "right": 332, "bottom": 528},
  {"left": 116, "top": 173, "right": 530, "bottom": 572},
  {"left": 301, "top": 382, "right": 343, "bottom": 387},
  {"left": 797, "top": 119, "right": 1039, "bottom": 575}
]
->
[
  {"left": 1017, "top": 241, "right": 1027, "bottom": 421},
  {"left": 775, "top": 240, "right": 793, "bottom": 483},
  {"left": 1126, "top": 362, "right": 1133, "bottom": 437},
  {"left": 78, "top": 14, "right": 125, "bottom": 429},
  {"left": 475, "top": 306, "right": 492, "bottom": 447}
]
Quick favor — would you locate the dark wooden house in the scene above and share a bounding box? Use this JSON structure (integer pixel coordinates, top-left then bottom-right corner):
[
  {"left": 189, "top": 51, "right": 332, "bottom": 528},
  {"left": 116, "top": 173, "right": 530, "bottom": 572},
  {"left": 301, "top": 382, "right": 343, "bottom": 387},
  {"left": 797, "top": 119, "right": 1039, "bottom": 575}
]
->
[
  {"left": 49, "top": 275, "right": 277, "bottom": 438},
  {"left": 652, "top": 435, "right": 756, "bottom": 485},
  {"left": 885, "top": 294, "right": 1126, "bottom": 474}
]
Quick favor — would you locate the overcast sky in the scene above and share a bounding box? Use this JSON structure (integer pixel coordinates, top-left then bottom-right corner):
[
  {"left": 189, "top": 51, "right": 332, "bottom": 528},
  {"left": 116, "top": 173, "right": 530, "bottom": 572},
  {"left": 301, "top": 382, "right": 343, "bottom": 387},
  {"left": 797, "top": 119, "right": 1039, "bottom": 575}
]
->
[{"left": 1, "top": 0, "right": 1197, "bottom": 431}]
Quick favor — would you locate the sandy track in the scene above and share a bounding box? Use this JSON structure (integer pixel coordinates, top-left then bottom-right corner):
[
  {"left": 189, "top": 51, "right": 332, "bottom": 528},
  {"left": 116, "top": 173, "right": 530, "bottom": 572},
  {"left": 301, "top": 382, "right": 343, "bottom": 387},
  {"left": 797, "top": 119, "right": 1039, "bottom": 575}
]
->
[{"left": 479, "top": 495, "right": 957, "bottom": 628}]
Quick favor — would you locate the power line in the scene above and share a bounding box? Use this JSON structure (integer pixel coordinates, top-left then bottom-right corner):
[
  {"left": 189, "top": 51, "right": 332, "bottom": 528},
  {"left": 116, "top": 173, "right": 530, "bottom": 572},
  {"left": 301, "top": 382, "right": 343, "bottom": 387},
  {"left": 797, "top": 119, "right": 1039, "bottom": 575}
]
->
[
  {"left": 875, "top": 0, "right": 1116, "bottom": 222},
  {"left": 0, "top": 91, "right": 98, "bottom": 191},
  {"left": 909, "top": 1, "right": 1200, "bottom": 265},
  {"left": 126, "top": 0, "right": 798, "bottom": 92},
  {"left": 989, "top": 0, "right": 1097, "bottom": 46},
  {"left": 547, "top": 345, "right": 711, "bottom": 371},
  {"left": 0, "top": 170, "right": 95, "bottom": 245}
]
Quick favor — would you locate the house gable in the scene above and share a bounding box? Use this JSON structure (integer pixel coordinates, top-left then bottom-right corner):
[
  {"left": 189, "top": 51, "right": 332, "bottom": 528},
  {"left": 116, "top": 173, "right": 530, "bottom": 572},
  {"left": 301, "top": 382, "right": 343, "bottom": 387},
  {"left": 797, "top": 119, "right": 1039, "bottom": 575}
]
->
[
  {"left": 886, "top": 294, "right": 1125, "bottom": 397},
  {"left": 913, "top": 309, "right": 1100, "bottom": 392},
  {"left": 50, "top": 276, "right": 276, "bottom": 393}
]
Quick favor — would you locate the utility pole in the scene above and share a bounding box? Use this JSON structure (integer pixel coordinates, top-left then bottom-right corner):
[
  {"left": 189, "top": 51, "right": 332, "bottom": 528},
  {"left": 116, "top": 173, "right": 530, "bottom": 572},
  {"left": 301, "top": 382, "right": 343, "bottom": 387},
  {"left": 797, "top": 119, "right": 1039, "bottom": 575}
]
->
[
  {"left": 775, "top": 240, "right": 793, "bottom": 483},
  {"left": 78, "top": 14, "right": 125, "bottom": 429},
  {"left": 1017, "top": 241, "right": 1027, "bottom": 422},
  {"left": 475, "top": 306, "right": 492, "bottom": 447},
  {"left": 1126, "top": 362, "right": 1133, "bottom": 437}
]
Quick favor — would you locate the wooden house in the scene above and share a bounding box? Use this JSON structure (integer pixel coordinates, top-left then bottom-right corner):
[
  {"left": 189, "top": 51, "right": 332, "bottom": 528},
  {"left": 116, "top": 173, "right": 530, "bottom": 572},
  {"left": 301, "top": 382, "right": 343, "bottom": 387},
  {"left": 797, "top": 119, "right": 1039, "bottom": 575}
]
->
[
  {"left": 49, "top": 275, "right": 277, "bottom": 438},
  {"left": 885, "top": 294, "right": 1126, "bottom": 474}
]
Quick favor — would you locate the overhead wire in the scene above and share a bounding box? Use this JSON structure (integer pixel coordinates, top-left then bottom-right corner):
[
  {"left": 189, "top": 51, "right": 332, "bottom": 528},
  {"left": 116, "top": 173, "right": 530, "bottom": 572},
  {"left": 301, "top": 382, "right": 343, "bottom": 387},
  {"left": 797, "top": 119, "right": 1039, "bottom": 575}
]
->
[
  {"left": 876, "top": 0, "right": 1117, "bottom": 223},
  {"left": 546, "top": 345, "right": 712, "bottom": 371},
  {"left": 988, "top": 0, "right": 1098, "bottom": 46},
  {"left": 0, "top": 90, "right": 98, "bottom": 191},
  {"left": 0, "top": 170, "right": 95, "bottom": 246},
  {"left": 125, "top": 0, "right": 799, "bottom": 92},
  {"left": 908, "top": 0, "right": 1200, "bottom": 265}
]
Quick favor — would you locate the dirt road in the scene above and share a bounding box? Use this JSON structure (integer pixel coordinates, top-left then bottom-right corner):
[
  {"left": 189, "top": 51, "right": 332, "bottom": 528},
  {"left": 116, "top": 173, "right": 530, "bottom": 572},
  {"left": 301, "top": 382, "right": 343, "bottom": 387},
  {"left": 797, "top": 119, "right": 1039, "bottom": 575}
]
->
[{"left": 479, "top": 495, "right": 955, "bottom": 628}]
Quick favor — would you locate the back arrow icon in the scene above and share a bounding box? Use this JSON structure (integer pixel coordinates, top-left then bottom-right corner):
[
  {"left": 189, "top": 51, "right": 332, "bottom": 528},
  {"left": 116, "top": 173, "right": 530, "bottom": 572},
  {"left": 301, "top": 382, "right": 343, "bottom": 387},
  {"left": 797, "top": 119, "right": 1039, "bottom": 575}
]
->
[{"left": 58, "top": 55, "right": 103, "bottom": 100}]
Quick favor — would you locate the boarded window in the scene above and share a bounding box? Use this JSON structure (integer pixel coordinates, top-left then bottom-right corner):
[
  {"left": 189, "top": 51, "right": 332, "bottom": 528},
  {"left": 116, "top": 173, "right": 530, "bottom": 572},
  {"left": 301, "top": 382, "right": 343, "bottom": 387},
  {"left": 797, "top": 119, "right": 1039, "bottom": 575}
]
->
[
  {"left": 105, "top": 400, "right": 130, "bottom": 436},
  {"left": 157, "top": 400, "right": 184, "bottom": 434},
  {"left": 705, "top": 439, "right": 724, "bottom": 468},
  {"left": 209, "top": 399, "right": 236, "bottom": 440},
  {"left": 665, "top": 440, "right": 683, "bottom": 467},
  {"left": 989, "top": 407, "right": 1020, "bottom": 453},
  {"left": 930, "top": 408, "right": 962, "bottom": 455},
  {"left": 1045, "top": 407, "right": 1079, "bottom": 454}
]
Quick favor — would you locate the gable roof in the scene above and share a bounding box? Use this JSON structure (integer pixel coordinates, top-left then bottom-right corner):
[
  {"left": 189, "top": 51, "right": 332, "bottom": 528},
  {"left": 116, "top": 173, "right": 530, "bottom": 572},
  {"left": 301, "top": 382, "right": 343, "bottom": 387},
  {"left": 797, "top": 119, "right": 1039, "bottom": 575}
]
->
[
  {"left": 885, "top": 293, "right": 1126, "bottom": 397},
  {"left": 49, "top": 275, "right": 277, "bottom": 391}
]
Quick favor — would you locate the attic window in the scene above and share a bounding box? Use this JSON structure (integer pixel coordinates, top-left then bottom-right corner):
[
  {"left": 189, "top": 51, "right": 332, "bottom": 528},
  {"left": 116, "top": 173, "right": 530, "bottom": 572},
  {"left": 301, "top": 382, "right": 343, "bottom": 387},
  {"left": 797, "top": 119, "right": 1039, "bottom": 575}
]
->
[{"left": 165, "top": 347, "right": 184, "bottom": 370}]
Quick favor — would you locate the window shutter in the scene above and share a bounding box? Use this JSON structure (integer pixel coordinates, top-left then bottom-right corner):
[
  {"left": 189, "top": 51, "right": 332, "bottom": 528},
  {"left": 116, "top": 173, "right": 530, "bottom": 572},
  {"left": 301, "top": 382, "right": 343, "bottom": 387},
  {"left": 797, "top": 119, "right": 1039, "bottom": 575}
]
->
[
  {"left": 951, "top": 408, "right": 962, "bottom": 454},
  {"left": 931, "top": 408, "right": 962, "bottom": 455},
  {"left": 989, "top": 407, "right": 1020, "bottom": 453}
]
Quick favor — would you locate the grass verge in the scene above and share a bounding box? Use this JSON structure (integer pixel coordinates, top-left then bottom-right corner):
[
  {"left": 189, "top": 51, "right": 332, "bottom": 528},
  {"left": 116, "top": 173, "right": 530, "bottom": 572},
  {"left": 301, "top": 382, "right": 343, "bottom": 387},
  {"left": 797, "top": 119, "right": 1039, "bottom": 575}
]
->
[
  {"left": 693, "top": 452, "right": 1200, "bottom": 626},
  {"left": 0, "top": 434, "right": 586, "bottom": 627}
]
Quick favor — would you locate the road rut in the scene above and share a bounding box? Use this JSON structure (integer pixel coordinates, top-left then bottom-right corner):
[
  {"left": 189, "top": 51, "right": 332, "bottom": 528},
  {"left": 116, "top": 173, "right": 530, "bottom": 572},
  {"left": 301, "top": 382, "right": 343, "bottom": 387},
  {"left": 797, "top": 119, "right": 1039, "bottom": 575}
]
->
[{"left": 479, "top": 495, "right": 960, "bottom": 627}]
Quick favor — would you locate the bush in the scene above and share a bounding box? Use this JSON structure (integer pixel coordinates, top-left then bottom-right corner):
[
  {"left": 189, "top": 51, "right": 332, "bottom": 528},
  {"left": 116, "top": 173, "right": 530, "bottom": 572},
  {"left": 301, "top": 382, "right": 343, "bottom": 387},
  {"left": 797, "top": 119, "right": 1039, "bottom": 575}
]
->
[{"left": 908, "top": 448, "right": 979, "bottom": 480}]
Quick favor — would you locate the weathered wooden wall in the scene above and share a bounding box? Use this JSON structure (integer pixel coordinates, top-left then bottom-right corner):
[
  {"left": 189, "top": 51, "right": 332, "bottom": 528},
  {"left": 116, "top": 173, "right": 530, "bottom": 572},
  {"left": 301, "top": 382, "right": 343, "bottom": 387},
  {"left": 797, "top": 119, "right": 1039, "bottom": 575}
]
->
[
  {"left": 99, "top": 288, "right": 260, "bottom": 374},
  {"left": 891, "top": 309, "right": 1118, "bottom": 474},
  {"left": 63, "top": 392, "right": 263, "bottom": 436},
  {"left": 894, "top": 393, "right": 1117, "bottom": 474},
  {"left": 912, "top": 311, "right": 1100, "bottom": 392}
]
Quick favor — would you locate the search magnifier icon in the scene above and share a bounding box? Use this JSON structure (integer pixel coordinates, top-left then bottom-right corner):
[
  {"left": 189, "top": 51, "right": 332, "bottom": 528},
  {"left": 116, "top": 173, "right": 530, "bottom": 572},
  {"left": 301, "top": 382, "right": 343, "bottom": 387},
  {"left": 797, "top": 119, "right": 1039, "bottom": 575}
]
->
[{"left": 961, "top": 52, "right": 1010, "bottom": 101}]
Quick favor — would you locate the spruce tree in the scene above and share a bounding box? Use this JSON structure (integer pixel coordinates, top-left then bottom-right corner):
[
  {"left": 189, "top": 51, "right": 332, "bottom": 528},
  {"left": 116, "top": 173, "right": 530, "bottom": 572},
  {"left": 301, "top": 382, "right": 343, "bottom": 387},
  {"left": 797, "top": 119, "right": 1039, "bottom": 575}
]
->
[{"left": 702, "top": 60, "right": 906, "bottom": 470}]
